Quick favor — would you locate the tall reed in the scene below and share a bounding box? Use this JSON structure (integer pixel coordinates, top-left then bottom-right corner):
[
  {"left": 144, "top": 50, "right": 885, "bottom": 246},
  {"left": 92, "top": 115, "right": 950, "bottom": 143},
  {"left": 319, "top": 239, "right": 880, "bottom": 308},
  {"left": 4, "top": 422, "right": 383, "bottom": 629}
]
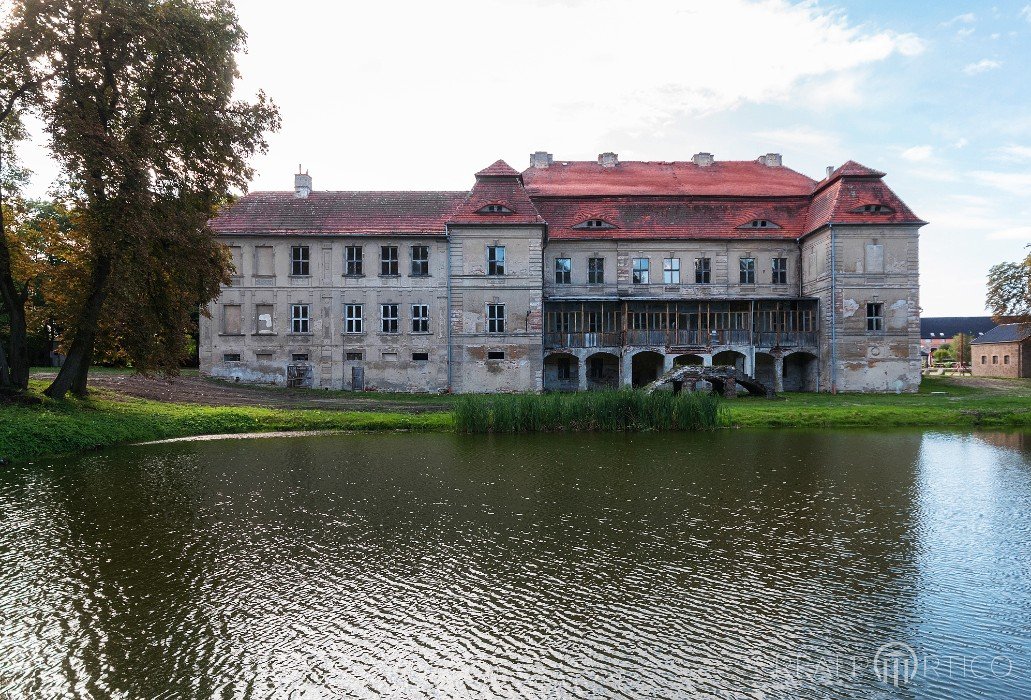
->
[{"left": 453, "top": 390, "right": 725, "bottom": 433}]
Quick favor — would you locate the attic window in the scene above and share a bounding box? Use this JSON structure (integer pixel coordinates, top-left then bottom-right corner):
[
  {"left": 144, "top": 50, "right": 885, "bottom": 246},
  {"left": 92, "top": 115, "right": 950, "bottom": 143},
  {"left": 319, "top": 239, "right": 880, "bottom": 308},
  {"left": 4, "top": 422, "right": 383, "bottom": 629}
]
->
[
  {"left": 573, "top": 219, "right": 616, "bottom": 230},
  {"left": 739, "top": 219, "right": 781, "bottom": 230},
  {"left": 856, "top": 204, "right": 894, "bottom": 214},
  {"left": 478, "top": 204, "right": 513, "bottom": 214}
]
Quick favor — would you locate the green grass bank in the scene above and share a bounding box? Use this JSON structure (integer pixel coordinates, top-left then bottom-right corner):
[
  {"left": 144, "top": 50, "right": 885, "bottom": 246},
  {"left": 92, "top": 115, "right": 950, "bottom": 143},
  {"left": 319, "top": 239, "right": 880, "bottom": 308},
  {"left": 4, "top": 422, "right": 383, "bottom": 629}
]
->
[{"left": 3, "top": 376, "right": 1030, "bottom": 463}]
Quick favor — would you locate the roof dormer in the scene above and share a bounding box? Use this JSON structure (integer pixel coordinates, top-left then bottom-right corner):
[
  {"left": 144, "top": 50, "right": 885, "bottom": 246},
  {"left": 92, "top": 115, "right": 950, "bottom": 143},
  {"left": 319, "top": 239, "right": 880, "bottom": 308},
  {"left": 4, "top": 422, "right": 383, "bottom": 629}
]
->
[
  {"left": 477, "top": 204, "right": 513, "bottom": 215},
  {"left": 852, "top": 203, "right": 895, "bottom": 214},
  {"left": 573, "top": 218, "right": 616, "bottom": 230},
  {"left": 738, "top": 218, "right": 781, "bottom": 230}
]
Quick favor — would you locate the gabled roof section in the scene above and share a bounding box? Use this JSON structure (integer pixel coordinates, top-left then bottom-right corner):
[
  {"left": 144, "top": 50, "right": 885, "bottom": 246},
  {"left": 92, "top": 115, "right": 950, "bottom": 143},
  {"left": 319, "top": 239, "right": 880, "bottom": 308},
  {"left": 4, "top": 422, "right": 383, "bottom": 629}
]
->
[
  {"left": 448, "top": 159, "right": 545, "bottom": 226},
  {"left": 523, "top": 160, "right": 817, "bottom": 197},
  {"left": 804, "top": 163, "right": 925, "bottom": 235},
  {"left": 970, "top": 323, "right": 1031, "bottom": 345},
  {"left": 210, "top": 191, "right": 466, "bottom": 235}
]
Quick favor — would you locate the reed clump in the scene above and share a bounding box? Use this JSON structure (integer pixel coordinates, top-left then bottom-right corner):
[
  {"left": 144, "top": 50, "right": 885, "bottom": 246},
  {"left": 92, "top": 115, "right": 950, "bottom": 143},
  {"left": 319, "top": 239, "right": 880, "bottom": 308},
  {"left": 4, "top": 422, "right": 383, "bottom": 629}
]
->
[{"left": 453, "top": 389, "right": 725, "bottom": 433}]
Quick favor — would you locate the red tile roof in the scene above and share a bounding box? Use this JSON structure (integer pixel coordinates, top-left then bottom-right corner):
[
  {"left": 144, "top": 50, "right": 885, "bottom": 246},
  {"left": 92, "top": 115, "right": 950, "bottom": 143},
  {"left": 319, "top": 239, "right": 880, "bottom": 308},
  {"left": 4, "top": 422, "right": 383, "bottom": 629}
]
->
[
  {"left": 522, "top": 160, "right": 817, "bottom": 197},
  {"left": 804, "top": 174, "right": 925, "bottom": 234},
  {"left": 448, "top": 160, "right": 545, "bottom": 226},
  {"left": 538, "top": 197, "right": 809, "bottom": 241},
  {"left": 209, "top": 191, "right": 466, "bottom": 235}
]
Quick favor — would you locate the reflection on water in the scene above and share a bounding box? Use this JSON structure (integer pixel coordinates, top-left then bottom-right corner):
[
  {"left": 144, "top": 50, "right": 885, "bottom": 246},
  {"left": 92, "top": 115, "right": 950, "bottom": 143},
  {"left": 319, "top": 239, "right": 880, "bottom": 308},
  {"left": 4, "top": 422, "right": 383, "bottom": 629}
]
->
[{"left": 1, "top": 430, "right": 1029, "bottom": 698}]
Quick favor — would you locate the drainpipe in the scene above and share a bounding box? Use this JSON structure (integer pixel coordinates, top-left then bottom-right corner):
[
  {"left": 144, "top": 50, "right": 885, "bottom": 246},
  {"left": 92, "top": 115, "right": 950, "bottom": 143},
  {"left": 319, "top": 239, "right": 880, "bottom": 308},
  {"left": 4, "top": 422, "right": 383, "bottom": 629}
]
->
[
  {"left": 829, "top": 223, "right": 837, "bottom": 394},
  {"left": 446, "top": 226, "right": 453, "bottom": 392}
]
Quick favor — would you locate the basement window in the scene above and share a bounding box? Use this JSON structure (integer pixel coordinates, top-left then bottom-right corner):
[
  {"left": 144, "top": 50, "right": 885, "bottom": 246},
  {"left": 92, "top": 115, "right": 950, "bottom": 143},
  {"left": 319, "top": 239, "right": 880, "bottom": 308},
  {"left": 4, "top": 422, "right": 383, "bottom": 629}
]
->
[
  {"left": 478, "top": 204, "right": 513, "bottom": 214},
  {"left": 223, "top": 353, "right": 241, "bottom": 363},
  {"left": 412, "top": 352, "right": 429, "bottom": 361},
  {"left": 487, "top": 350, "right": 506, "bottom": 360}
]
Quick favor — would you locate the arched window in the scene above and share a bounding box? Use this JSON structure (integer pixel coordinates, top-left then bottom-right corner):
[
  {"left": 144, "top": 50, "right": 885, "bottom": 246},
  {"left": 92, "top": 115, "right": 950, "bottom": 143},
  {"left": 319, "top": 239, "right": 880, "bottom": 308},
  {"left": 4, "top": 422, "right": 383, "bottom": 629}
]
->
[{"left": 478, "top": 204, "right": 513, "bottom": 214}]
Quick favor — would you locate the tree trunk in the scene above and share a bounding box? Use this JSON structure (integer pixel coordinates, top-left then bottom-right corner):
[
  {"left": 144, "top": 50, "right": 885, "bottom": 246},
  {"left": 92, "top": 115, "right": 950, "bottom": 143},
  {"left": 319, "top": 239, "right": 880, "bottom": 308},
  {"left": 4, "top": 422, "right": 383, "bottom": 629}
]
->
[
  {"left": 43, "top": 256, "right": 112, "bottom": 399},
  {"left": 0, "top": 174, "right": 30, "bottom": 392},
  {"left": 0, "top": 336, "right": 10, "bottom": 388}
]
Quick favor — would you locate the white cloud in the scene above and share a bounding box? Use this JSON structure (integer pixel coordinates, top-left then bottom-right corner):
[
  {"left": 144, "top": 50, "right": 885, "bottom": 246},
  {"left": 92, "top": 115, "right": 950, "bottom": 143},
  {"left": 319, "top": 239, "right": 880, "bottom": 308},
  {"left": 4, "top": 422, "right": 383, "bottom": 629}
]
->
[
  {"left": 901, "top": 145, "right": 934, "bottom": 162},
  {"left": 752, "top": 126, "right": 842, "bottom": 152},
  {"left": 963, "top": 59, "right": 1002, "bottom": 75},
  {"left": 993, "top": 145, "right": 1031, "bottom": 161},
  {"left": 1022, "top": 5, "right": 1031, "bottom": 23},
  {"left": 957, "top": 27, "right": 975, "bottom": 37},
  {"left": 953, "top": 138, "right": 969, "bottom": 149},
  {"left": 941, "top": 12, "right": 976, "bottom": 26},
  {"left": 971, "top": 170, "right": 1031, "bottom": 195}
]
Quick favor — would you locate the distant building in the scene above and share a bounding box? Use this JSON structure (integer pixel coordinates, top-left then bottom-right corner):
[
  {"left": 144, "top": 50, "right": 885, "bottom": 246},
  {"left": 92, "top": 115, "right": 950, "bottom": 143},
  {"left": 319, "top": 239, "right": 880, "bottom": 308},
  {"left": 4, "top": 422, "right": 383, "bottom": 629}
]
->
[
  {"left": 919, "top": 316, "right": 995, "bottom": 365},
  {"left": 971, "top": 324, "right": 1031, "bottom": 378},
  {"left": 200, "top": 152, "right": 926, "bottom": 393}
]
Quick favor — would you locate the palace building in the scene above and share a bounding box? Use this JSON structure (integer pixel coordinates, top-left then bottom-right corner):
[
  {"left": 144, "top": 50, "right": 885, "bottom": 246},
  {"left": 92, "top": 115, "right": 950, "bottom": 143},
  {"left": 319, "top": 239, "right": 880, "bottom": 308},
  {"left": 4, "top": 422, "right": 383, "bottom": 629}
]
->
[{"left": 200, "top": 151, "right": 925, "bottom": 393}]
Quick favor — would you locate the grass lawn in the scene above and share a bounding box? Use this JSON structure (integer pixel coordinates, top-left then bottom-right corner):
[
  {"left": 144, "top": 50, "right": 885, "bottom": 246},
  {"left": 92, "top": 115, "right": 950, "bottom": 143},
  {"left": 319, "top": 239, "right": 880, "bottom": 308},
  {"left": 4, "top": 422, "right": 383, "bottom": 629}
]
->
[{"left": 2, "top": 375, "right": 1029, "bottom": 463}]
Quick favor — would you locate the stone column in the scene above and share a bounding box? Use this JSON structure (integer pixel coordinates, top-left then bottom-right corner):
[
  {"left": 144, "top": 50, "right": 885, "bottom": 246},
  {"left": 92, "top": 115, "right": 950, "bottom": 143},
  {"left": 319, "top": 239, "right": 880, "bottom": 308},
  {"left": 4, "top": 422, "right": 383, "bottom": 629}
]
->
[
  {"left": 578, "top": 354, "right": 588, "bottom": 391},
  {"left": 701, "top": 354, "right": 713, "bottom": 367},
  {"left": 663, "top": 355, "right": 675, "bottom": 373},
  {"left": 620, "top": 352, "right": 633, "bottom": 387},
  {"left": 773, "top": 355, "right": 784, "bottom": 394}
]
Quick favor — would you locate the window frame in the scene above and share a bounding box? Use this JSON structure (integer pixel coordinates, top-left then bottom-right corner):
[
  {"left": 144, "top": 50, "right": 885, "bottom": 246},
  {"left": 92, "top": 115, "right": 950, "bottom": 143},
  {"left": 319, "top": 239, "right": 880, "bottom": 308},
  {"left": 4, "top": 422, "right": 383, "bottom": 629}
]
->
[
  {"left": 866, "top": 302, "right": 884, "bottom": 332},
  {"left": 695, "top": 257, "right": 711, "bottom": 284},
  {"left": 344, "top": 304, "right": 364, "bottom": 334},
  {"left": 410, "top": 245, "right": 429, "bottom": 277},
  {"left": 290, "top": 304, "right": 310, "bottom": 334},
  {"left": 739, "top": 257, "right": 756, "bottom": 284},
  {"left": 380, "top": 303, "right": 399, "bottom": 334},
  {"left": 290, "top": 245, "right": 310, "bottom": 276},
  {"left": 411, "top": 304, "right": 430, "bottom": 333},
  {"left": 487, "top": 245, "right": 506, "bottom": 276},
  {"left": 632, "top": 257, "right": 650, "bottom": 285},
  {"left": 555, "top": 257, "right": 571, "bottom": 285},
  {"left": 345, "top": 245, "right": 364, "bottom": 276},
  {"left": 588, "top": 257, "right": 605, "bottom": 284},
  {"left": 772, "top": 257, "right": 788, "bottom": 284},
  {"left": 663, "top": 257, "right": 681, "bottom": 285},
  {"left": 380, "top": 245, "right": 399, "bottom": 276},
  {"left": 486, "top": 303, "right": 506, "bottom": 333}
]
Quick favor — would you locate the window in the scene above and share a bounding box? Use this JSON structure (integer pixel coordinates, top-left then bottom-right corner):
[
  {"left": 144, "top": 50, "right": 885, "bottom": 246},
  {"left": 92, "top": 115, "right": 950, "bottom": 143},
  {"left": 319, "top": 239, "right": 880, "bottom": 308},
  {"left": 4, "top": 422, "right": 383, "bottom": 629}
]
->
[
  {"left": 585, "top": 311, "right": 602, "bottom": 333},
  {"left": 487, "top": 245, "right": 506, "bottom": 276},
  {"left": 411, "top": 245, "right": 429, "bottom": 276},
  {"left": 478, "top": 204, "right": 512, "bottom": 214},
  {"left": 588, "top": 356, "right": 604, "bottom": 379},
  {"left": 487, "top": 304, "right": 506, "bottom": 333},
  {"left": 229, "top": 246, "right": 243, "bottom": 276},
  {"left": 411, "top": 304, "right": 429, "bottom": 333},
  {"left": 695, "top": 257, "right": 711, "bottom": 284},
  {"left": 553, "top": 312, "right": 573, "bottom": 333},
  {"left": 345, "top": 246, "right": 363, "bottom": 276},
  {"left": 663, "top": 257, "right": 681, "bottom": 284},
  {"left": 256, "top": 352, "right": 273, "bottom": 363},
  {"left": 381, "top": 304, "right": 399, "bottom": 333},
  {"left": 981, "top": 355, "right": 987, "bottom": 365},
  {"left": 255, "top": 304, "right": 274, "bottom": 334},
  {"left": 346, "top": 351, "right": 363, "bottom": 361},
  {"left": 992, "top": 355, "right": 999, "bottom": 364},
  {"left": 412, "top": 352, "right": 429, "bottom": 361},
  {"left": 1004, "top": 355, "right": 1010, "bottom": 365},
  {"left": 487, "top": 350, "right": 506, "bottom": 360},
  {"left": 380, "top": 246, "right": 399, "bottom": 276},
  {"left": 290, "top": 245, "right": 310, "bottom": 276},
  {"left": 742, "top": 219, "right": 780, "bottom": 229},
  {"left": 223, "top": 353, "right": 241, "bottom": 363},
  {"left": 573, "top": 219, "right": 615, "bottom": 230},
  {"left": 290, "top": 304, "right": 310, "bottom": 334},
  {"left": 866, "top": 302, "right": 883, "bottom": 332},
  {"left": 557, "top": 357, "right": 572, "bottom": 380},
  {"left": 772, "top": 257, "right": 788, "bottom": 284},
  {"left": 632, "top": 258, "right": 649, "bottom": 284},
  {"left": 345, "top": 304, "right": 363, "bottom": 334},
  {"left": 739, "top": 258, "right": 755, "bottom": 284},
  {"left": 382, "top": 352, "right": 398, "bottom": 362},
  {"left": 255, "top": 246, "right": 274, "bottom": 276},
  {"left": 856, "top": 204, "right": 894, "bottom": 214},
  {"left": 291, "top": 353, "right": 309, "bottom": 362},
  {"left": 555, "top": 258, "right": 571, "bottom": 284},
  {"left": 588, "top": 257, "right": 604, "bottom": 284},
  {"left": 222, "top": 304, "right": 242, "bottom": 334}
]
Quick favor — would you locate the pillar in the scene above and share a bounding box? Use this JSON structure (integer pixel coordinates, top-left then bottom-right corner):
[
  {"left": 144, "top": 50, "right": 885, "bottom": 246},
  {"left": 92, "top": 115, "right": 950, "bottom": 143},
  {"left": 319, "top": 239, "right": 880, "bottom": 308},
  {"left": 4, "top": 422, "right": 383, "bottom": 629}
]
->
[
  {"left": 663, "top": 355, "right": 675, "bottom": 373},
  {"left": 701, "top": 354, "right": 713, "bottom": 367},
  {"left": 620, "top": 352, "right": 633, "bottom": 387},
  {"left": 773, "top": 355, "right": 784, "bottom": 394},
  {"left": 578, "top": 353, "right": 588, "bottom": 391}
]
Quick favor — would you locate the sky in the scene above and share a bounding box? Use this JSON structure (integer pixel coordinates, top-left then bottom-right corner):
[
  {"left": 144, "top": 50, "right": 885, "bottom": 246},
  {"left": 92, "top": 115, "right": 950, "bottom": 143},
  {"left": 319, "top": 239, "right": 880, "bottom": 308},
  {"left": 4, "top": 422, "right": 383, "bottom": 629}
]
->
[{"left": 16, "top": 0, "right": 1031, "bottom": 316}]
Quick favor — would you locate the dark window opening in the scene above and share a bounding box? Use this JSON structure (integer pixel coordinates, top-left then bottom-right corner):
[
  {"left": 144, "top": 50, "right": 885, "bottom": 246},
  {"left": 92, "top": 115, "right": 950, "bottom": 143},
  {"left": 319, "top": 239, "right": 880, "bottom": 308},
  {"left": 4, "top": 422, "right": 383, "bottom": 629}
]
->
[
  {"left": 290, "top": 245, "right": 310, "bottom": 276},
  {"left": 412, "top": 352, "right": 429, "bottom": 361},
  {"left": 487, "top": 350, "right": 505, "bottom": 360}
]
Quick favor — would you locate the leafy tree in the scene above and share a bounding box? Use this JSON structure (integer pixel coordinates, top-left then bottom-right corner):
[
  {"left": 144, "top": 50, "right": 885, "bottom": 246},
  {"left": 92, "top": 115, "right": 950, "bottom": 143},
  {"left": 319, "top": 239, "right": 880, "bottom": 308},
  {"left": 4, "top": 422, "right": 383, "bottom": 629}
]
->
[
  {"left": 986, "top": 247, "right": 1031, "bottom": 324},
  {"left": 18, "top": 0, "right": 280, "bottom": 398},
  {"left": 951, "top": 332, "right": 972, "bottom": 366}
]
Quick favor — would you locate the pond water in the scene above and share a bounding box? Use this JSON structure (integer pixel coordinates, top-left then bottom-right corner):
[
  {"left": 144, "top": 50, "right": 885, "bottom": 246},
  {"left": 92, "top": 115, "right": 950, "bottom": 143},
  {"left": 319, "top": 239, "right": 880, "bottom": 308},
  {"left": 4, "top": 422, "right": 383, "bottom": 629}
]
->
[{"left": 1, "top": 430, "right": 1030, "bottom": 699}]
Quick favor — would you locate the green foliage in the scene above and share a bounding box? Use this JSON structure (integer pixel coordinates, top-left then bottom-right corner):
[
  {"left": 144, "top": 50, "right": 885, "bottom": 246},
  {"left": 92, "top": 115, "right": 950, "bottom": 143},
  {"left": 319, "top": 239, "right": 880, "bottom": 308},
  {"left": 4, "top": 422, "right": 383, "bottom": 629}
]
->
[
  {"left": 986, "top": 248, "right": 1031, "bottom": 324},
  {"left": 454, "top": 390, "right": 726, "bottom": 433}
]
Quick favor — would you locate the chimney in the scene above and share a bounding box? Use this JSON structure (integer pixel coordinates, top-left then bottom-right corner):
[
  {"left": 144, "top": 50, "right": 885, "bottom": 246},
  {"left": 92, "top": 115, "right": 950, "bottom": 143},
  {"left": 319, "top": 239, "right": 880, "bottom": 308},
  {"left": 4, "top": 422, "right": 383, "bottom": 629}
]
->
[
  {"left": 691, "top": 152, "right": 714, "bottom": 167},
  {"left": 758, "top": 153, "right": 782, "bottom": 167},
  {"left": 825, "top": 165, "right": 834, "bottom": 178},
  {"left": 294, "top": 166, "right": 312, "bottom": 198},
  {"left": 598, "top": 152, "right": 618, "bottom": 168},
  {"left": 530, "top": 151, "right": 554, "bottom": 169}
]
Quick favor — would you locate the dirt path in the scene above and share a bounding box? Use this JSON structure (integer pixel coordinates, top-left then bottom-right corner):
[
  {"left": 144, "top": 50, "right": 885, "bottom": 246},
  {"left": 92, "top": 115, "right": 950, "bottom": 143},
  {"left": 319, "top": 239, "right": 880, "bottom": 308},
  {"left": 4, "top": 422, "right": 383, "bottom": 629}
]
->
[{"left": 29, "top": 372, "right": 452, "bottom": 413}]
